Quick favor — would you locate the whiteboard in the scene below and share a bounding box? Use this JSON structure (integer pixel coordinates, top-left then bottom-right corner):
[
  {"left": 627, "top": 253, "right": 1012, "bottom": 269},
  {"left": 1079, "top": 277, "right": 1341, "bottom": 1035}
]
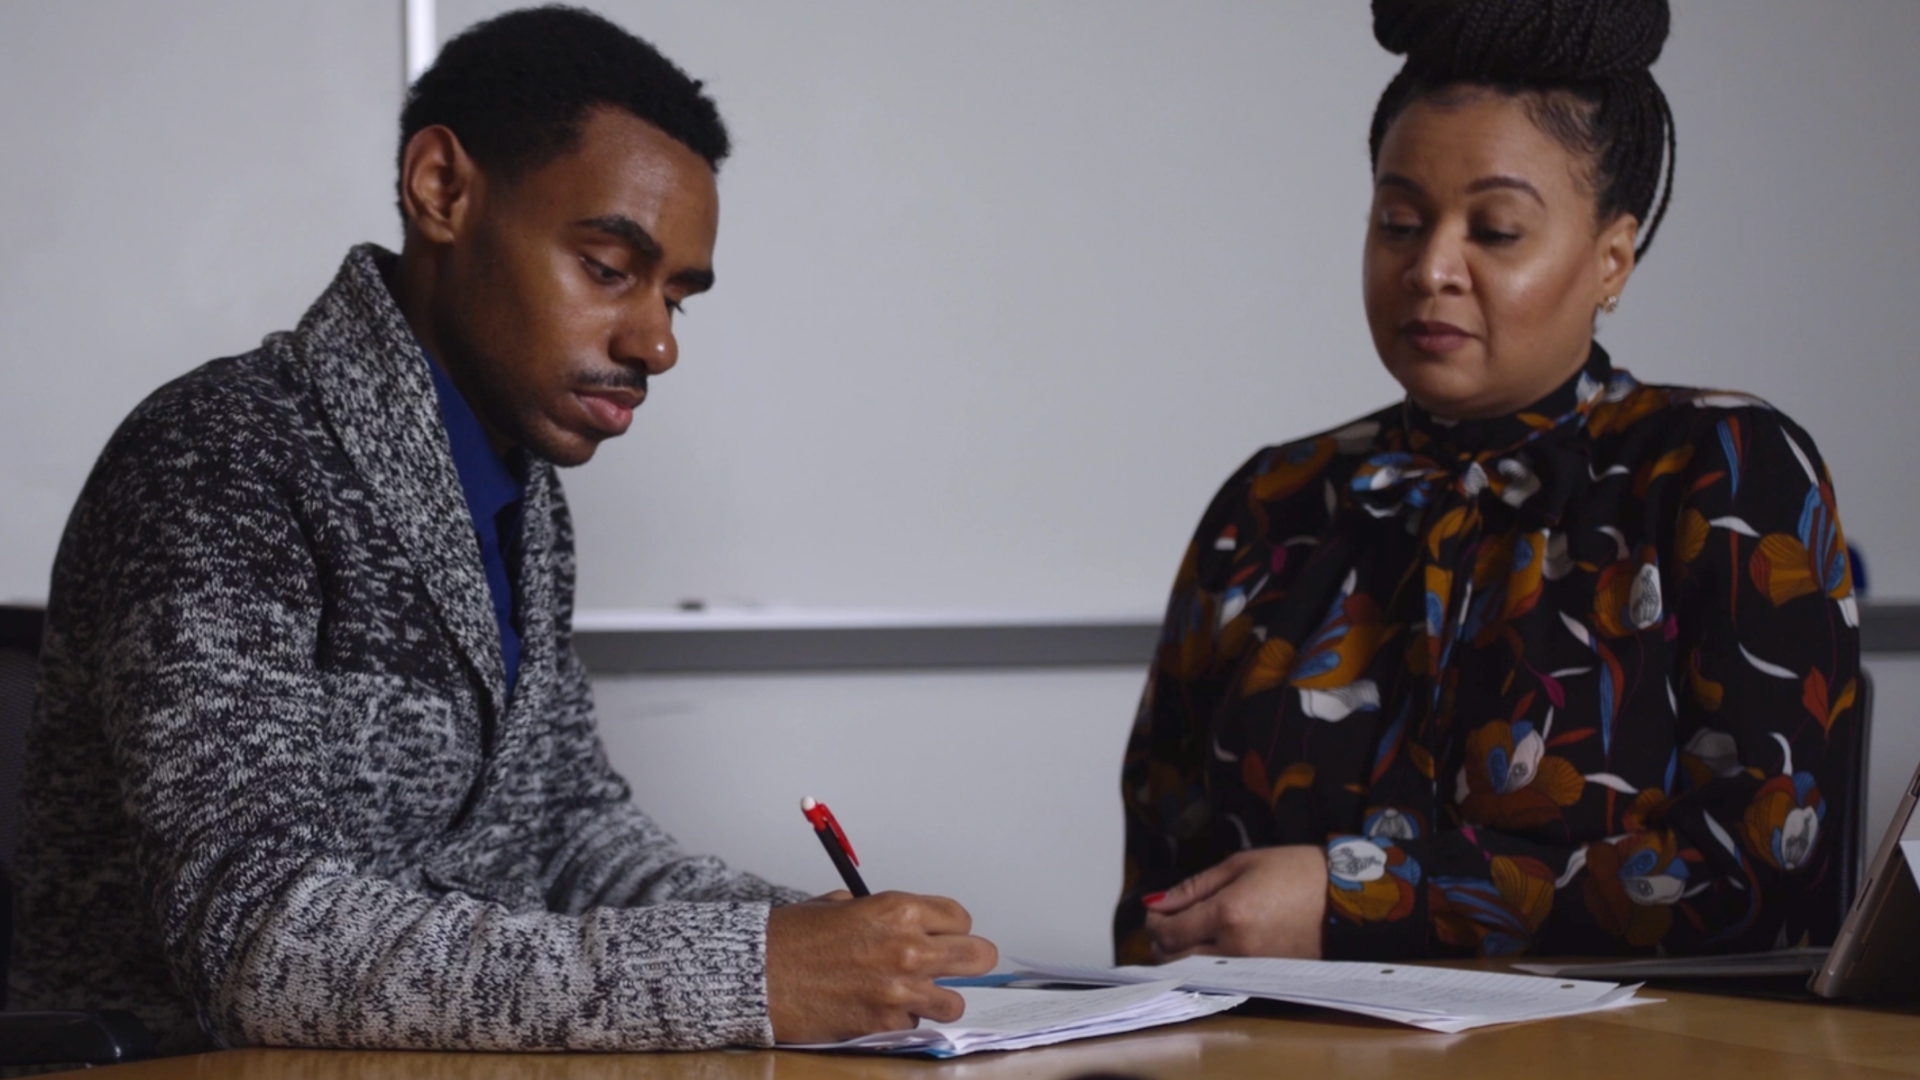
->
[
  {"left": 440, "top": 0, "right": 1920, "bottom": 613},
  {"left": 5, "top": 1, "right": 1918, "bottom": 618}
]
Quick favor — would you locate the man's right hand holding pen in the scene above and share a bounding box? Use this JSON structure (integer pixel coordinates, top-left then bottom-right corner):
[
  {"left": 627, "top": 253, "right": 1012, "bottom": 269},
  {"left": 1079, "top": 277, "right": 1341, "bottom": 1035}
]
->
[{"left": 764, "top": 798, "right": 998, "bottom": 1043}]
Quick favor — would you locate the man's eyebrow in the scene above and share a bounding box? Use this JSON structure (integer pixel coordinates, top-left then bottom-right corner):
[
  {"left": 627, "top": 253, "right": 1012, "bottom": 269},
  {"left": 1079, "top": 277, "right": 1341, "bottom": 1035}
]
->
[
  {"left": 672, "top": 267, "right": 716, "bottom": 293},
  {"left": 576, "top": 215, "right": 715, "bottom": 291},
  {"left": 575, "top": 215, "right": 663, "bottom": 261}
]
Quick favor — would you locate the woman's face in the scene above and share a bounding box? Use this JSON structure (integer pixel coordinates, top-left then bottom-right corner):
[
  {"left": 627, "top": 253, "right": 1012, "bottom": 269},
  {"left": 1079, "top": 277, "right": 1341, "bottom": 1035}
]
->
[{"left": 1363, "top": 90, "right": 1638, "bottom": 420}]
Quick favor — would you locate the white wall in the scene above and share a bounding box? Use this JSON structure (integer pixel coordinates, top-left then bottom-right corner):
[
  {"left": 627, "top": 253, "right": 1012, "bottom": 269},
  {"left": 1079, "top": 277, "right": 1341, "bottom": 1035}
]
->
[
  {"left": 0, "top": 1, "right": 404, "bottom": 606},
  {"left": 431, "top": 0, "right": 1920, "bottom": 613},
  {"left": 8, "top": 1, "right": 1919, "bottom": 612},
  {"left": 592, "top": 666, "right": 1143, "bottom": 965}
]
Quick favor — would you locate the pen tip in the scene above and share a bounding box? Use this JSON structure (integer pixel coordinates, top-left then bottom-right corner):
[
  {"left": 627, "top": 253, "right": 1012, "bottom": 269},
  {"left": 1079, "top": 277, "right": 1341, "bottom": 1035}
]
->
[{"left": 800, "top": 796, "right": 816, "bottom": 811}]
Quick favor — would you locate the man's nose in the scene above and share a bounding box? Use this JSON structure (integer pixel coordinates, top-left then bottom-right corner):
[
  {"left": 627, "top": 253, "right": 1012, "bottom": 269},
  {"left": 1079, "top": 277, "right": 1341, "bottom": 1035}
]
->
[{"left": 614, "top": 292, "right": 678, "bottom": 376}]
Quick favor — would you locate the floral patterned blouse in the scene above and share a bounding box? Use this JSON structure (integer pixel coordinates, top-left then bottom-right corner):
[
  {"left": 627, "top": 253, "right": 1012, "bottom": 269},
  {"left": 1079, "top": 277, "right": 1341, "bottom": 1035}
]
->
[{"left": 1116, "top": 346, "right": 1861, "bottom": 962}]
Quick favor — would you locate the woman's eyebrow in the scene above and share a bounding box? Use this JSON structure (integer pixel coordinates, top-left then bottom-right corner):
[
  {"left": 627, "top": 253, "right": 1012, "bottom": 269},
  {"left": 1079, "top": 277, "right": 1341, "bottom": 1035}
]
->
[
  {"left": 1374, "top": 173, "right": 1546, "bottom": 207},
  {"left": 1376, "top": 172, "right": 1424, "bottom": 194},
  {"left": 1466, "top": 175, "right": 1545, "bottom": 205}
]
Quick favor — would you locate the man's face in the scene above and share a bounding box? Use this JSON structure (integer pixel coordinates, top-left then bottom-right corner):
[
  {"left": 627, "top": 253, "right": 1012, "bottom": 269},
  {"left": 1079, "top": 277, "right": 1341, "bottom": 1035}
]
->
[{"left": 428, "top": 107, "right": 719, "bottom": 466}]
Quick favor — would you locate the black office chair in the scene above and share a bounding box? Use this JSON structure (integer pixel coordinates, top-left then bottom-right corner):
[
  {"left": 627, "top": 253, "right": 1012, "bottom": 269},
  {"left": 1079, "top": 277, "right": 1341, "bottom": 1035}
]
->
[
  {"left": 0, "top": 604, "right": 155, "bottom": 1068},
  {"left": 1837, "top": 668, "right": 1875, "bottom": 925},
  {"left": 1832, "top": 545, "right": 1875, "bottom": 930}
]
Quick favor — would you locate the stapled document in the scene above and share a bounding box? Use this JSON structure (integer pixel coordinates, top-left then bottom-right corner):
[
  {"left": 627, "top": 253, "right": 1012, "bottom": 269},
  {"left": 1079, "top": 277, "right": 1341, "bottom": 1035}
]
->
[
  {"left": 781, "top": 979, "right": 1246, "bottom": 1057},
  {"left": 1013, "top": 956, "right": 1649, "bottom": 1033}
]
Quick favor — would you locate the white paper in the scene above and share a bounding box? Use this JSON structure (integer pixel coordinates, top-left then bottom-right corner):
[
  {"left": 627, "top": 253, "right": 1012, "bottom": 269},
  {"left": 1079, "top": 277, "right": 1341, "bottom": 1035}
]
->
[
  {"left": 782, "top": 980, "right": 1247, "bottom": 1057},
  {"left": 1012, "top": 955, "right": 1649, "bottom": 1033}
]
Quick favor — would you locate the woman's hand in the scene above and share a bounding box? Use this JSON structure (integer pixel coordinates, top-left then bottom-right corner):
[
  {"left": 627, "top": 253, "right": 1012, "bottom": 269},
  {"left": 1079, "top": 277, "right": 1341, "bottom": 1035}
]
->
[{"left": 1143, "top": 845, "right": 1328, "bottom": 961}]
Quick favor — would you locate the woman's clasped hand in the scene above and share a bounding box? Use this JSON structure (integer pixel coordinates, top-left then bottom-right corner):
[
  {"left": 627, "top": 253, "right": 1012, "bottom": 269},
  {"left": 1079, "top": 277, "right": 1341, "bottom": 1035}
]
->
[{"left": 1143, "top": 846, "right": 1329, "bottom": 961}]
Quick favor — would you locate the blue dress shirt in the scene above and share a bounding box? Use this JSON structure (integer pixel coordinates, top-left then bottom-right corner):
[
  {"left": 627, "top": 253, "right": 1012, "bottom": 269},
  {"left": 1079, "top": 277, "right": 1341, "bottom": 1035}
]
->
[{"left": 424, "top": 351, "right": 524, "bottom": 693}]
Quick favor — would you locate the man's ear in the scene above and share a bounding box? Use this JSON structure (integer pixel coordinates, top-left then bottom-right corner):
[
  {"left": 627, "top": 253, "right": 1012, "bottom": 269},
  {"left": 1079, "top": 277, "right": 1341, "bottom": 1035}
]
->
[
  {"left": 1597, "top": 212, "right": 1638, "bottom": 305},
  {"left": 398, "top": 125, "right": 479, "bottom": 245}
]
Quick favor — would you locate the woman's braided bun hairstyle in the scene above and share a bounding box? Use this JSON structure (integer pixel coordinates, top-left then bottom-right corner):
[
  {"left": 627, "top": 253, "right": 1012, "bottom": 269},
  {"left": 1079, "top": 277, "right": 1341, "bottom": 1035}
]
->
[{"left": 1368, "top": 0, "right": 1676, "bottom": 259}]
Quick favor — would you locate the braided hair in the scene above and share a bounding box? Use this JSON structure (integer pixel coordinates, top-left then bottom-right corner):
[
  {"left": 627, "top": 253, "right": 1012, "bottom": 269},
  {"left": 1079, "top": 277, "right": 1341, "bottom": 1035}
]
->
[{"left": 1368, "top": 0, "right": 1676, "bottom": 259}]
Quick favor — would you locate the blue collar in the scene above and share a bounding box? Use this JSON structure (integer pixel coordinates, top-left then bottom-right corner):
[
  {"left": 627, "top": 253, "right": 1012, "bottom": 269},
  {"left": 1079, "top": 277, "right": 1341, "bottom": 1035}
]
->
[
  {"left": 424, "top": 354, "right": 522, "bottom": 525},
  {"left": 423, "top": 346, "right": 525, "bottom": 695}
]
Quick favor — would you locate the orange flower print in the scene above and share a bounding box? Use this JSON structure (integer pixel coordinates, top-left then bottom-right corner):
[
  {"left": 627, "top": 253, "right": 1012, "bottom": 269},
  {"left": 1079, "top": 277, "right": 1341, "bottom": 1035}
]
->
[
  {"left": 1580, "top": 832, "right": 1690, "bottom": 947},
  {"left": 1238, "top": 637, "right": 1298, "bottom": 697},
  {"left": 1252, "top": 437, "right": 1335, "bottom": 503},
  {"left": 1685, "top": 650, "right": 1724, "bottom": 712},
  {"left": 1742, "top": 769, "right": 1824, "bottom": 872},
  {"left": 1290, "top": 573, "right": 1395, "bottom": 722},
  {"left": 1466, "top": 530, "right": 1547, "bottom": 642},
  {"left": 1326, "top": 836, "right": 1421, "bottom": 925},
  {"left": 1431, "top": 854, "right": 1556, "bottom": 955},
  {"left": 1586, "top": 384, "right": 1669, "bottom": 436},
  {"left": 1746, "top": 430, "right": 1856, "bottom": 625},
  {"left": 1631, "top": 445, "right": 1694, "bottom": 497},
  {"left": 1455, "top": 716, "right": 1584, "bottom": 830}
]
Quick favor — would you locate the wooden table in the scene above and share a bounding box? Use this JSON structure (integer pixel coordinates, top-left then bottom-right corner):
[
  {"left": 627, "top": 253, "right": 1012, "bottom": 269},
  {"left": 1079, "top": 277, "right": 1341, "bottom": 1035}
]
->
[{"left": 63, "top": 985, "right": 1920, "bottom": 1080}]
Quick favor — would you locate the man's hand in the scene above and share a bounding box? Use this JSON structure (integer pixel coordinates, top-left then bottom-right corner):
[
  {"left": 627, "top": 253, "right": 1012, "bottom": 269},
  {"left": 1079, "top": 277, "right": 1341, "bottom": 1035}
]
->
[
  {"left": 765, "top": 891, "right": 998, "bottom": 1043},
  {"left": 1143, "top": 845, "right": 1328, "bottom": 961}
]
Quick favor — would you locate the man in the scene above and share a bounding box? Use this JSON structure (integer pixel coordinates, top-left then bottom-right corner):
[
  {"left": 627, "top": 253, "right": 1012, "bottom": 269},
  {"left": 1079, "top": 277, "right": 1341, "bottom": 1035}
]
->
[{"left": 9, "top": 5, "right": 994, "bottom": 1055}]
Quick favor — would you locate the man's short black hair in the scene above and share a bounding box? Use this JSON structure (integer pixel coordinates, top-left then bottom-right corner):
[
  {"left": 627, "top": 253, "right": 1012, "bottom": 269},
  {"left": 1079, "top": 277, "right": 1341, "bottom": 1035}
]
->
[{"left": 398, "top": 5, "right": 729, "bottom": 213}]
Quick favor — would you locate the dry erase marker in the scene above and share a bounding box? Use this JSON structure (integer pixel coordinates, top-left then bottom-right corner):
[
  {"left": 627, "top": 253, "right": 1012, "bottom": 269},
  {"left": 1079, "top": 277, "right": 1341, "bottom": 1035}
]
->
[{"left": 800, "top": 796, "right": 870, "bottom": 897}]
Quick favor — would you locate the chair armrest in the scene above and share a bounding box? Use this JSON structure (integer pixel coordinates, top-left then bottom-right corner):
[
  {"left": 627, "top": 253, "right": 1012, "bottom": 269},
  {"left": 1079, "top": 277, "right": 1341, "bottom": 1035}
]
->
[{"left": 0, "top": 1009, "right": 156, "bottom": 1067}]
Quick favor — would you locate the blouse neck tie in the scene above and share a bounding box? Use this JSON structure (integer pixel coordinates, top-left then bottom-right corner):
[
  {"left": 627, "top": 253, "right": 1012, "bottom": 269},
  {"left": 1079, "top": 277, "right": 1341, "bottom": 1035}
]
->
[{"left": 1347, "top": 347, "right": 1632, "bottom": 718}]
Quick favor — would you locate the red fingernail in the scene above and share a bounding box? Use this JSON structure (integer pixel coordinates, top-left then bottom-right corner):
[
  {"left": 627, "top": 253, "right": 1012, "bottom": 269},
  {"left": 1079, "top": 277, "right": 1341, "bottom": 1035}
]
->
[{"left": 1142, "top": 891, "right": 1167, "bottom": 906}]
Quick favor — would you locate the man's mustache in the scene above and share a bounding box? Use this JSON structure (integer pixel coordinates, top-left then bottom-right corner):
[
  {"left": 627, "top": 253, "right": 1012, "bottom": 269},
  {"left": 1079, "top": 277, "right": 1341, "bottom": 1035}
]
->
[{"left": 574, "top": 369, "right": 648, "bottom": 394}]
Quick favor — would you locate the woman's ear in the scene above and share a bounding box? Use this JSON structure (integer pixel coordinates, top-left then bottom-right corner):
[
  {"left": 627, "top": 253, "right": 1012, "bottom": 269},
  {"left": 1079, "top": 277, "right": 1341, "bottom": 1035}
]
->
[{"left": 1597, "top": 213, "right": 1639, "bottom": 305}]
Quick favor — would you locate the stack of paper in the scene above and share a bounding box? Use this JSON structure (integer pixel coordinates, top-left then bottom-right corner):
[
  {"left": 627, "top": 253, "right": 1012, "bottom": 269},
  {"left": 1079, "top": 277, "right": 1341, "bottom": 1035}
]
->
[
  {"left": 783, "top": 979, "right": 1246, "bottom": 1057},
  {"left": 1014, "top": 956, "right": 1647, "bottom": 1033}
]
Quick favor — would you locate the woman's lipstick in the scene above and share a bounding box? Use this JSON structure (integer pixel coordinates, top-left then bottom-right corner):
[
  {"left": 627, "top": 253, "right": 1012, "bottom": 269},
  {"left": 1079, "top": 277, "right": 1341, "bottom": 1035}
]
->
[{"left": 1402, "top": 319, "right": 1474, "bottom": 354}]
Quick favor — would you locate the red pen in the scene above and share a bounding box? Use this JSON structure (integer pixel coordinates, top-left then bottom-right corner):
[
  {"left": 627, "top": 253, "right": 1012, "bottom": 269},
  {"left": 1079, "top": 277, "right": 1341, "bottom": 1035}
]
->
[{"left": 801, "top": 796, "right": 870, "bottom": 897}]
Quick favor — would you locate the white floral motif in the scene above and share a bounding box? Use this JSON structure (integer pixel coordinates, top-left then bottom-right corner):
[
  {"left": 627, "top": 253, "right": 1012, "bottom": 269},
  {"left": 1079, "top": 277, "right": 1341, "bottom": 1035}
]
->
[
  {"left": 1683, "top": 729, "right": 1743, "bottom": 779},
  {"left": 1543, "top": 532, "right": 1574, "bottom": 581},
  {"left": 1327, "top": 838, "right": 1389, "bottom": 883},
  {"left": 1629, "top": 563, "right": 1664, "bottom": 630},
  {"left": 1299, "top": 681, "right": 1381, "bottom": 722},
  {"left": 1363, "top": 463, "right": 1405, "bottom": 491},
  {"left": 1495, "top": 458, "right": 1541, "bottom": 506},
  {"left": 1367, "top": 809, "right": 1417, "bottom": 841},
  {"left": 1623, "top": 869, "right": 1686, "bottom": 906},
  {"left": 1504, "top": 728, "right": 1545, "bottom": 792},
  {"left": 1779, "top": 807, "right": 1820, "bottom": 871}
]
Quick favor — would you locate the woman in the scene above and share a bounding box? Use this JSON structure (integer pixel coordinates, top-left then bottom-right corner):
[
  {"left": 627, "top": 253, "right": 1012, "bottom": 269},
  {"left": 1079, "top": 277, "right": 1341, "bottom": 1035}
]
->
[{"left": 1117, "top": 0, "right": 1860, "bottom": 963}]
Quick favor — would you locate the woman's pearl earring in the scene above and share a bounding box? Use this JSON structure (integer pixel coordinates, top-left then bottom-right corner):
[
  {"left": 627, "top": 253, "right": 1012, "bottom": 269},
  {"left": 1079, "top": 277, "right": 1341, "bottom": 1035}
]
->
[{"left": 1600, "top": 294, "right": 1621, "bottom": 315}]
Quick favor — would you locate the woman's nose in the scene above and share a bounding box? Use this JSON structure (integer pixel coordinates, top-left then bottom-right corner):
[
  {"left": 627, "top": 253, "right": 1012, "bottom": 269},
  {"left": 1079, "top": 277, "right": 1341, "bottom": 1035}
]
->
[{"left": 1405, "top": 232, "right": 1468, "bottom": 296}]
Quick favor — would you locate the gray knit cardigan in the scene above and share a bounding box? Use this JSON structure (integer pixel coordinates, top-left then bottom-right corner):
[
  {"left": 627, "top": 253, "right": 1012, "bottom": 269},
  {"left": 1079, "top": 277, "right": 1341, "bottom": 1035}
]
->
[{"left": 9, "top": 245, "right": 807, "bottom": 1054}]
